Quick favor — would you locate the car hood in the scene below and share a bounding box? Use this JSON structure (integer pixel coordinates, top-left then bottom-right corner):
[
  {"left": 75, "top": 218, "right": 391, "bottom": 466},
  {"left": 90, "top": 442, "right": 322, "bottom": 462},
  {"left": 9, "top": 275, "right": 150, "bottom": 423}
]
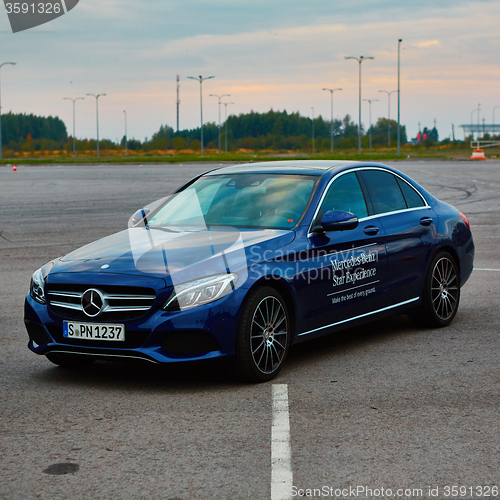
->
[{"left": 52, "top": 226, "right": 295, "bottom": 287}]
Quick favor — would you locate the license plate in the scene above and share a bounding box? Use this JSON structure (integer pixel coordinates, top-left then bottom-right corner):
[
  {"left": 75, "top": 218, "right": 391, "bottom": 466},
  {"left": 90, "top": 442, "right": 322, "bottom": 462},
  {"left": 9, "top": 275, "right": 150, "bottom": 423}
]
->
[{"left": 63, "top": 321, "right": 125, "bottom": 341}]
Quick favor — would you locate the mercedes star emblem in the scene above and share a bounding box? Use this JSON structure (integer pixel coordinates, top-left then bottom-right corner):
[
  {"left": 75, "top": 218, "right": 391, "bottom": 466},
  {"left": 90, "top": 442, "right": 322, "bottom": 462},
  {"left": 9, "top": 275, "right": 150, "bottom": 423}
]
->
[{"left": 82, "top": 288, "right": 104, "bottom": 317}]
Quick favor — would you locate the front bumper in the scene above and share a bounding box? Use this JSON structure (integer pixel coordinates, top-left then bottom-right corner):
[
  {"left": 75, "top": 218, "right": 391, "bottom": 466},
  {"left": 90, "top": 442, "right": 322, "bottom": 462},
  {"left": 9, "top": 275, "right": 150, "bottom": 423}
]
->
[{"left": 24, "top": 286, "right": 247, "bottom": 364}]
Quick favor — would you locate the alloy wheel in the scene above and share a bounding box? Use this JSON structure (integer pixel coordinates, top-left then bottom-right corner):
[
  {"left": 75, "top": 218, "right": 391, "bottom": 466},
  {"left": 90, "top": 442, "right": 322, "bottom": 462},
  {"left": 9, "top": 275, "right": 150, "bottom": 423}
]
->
[
  {"left": 250, "top": 295, "right": 288, "bottom": 374},
  {"left": 431, "top": 256, "right": 459, "bottom": 321}
]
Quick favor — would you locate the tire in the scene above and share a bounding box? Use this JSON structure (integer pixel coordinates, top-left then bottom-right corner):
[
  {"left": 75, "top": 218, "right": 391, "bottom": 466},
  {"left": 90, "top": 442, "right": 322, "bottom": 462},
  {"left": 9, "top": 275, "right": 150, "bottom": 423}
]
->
[
  {"left": 235, "top": 286, "right": 291, "bottom": 383},
  {"left": 409, "top": 251, "right": 460, "bottom": 328},
  {"left": 46, "top": 352, "right": 95, "bottom": 367}
]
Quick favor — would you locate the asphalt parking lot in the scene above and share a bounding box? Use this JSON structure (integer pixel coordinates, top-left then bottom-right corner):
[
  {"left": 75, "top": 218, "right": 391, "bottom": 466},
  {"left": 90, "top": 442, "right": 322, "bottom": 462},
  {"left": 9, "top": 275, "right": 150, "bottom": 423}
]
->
[{"left": 0, "top": 160, "right": 498, "bottom": 500}]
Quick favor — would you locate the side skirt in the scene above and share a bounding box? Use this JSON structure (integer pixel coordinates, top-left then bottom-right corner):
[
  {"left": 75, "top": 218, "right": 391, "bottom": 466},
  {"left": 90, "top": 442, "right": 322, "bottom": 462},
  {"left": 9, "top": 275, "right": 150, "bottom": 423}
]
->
[{"left": 293, "top": 297, "right": 420, "bottom": 344}]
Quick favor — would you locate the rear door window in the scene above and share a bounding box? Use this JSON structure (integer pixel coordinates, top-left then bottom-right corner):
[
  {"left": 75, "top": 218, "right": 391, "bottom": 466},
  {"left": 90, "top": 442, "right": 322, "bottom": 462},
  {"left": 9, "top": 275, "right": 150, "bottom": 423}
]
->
[
  {"left": 361, "top": 170, "right": 407, "bottom": 215},
  {"left": 396, "top": 177, "right": 426, "bottom": 208}
]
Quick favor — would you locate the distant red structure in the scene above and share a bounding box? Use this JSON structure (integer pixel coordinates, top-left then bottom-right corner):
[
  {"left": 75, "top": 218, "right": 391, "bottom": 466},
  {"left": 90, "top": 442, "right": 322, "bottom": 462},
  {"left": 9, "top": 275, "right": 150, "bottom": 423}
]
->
[{"left": 416, "top": 132, "right": 429, "bottom": 142}]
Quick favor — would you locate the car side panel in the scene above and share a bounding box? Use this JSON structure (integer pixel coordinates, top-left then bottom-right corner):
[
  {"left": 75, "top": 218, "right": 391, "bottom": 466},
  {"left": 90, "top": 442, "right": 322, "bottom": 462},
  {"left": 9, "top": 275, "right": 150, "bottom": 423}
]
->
[
  {"left": 377, "top": 208, "right": 436, "bottom": 304},
  {"left": 288, "top": 225, "right": 387, "bottom": 336}
]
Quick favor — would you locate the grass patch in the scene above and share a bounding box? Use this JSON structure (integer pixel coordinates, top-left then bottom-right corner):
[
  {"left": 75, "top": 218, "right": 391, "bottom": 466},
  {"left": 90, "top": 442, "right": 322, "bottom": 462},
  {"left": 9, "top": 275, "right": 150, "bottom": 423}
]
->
[{"left": 1, "top": 147, "right": 499, "bottom": 165}]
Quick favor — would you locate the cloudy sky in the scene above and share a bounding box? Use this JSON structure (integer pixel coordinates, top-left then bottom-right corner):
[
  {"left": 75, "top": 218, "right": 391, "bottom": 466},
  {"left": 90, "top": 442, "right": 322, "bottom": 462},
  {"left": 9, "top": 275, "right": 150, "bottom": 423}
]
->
[{"left": 0, "top": 0, "right": 498, "bottom": 143}]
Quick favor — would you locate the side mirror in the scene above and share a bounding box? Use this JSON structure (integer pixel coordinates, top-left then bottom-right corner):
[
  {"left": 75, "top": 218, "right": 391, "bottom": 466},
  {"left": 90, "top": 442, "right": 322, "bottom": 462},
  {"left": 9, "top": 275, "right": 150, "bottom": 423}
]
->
[
  {"left": 128, "top": 195, "right": 173, "bottom": 228},
  {"left": 320, "top": 210, "right": 358, "bottom": 231},
  {"left": 130, "top": 208, "right": 151, "bottom": 227}
]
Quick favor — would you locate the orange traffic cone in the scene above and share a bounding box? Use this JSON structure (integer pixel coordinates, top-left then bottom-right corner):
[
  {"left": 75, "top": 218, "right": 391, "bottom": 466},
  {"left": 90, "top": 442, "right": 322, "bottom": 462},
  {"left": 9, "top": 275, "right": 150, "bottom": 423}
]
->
[
  {"left": 12, "top": 165, "right": 17, "bottom": 171},
  {"left": 471, "top": 149, "right": 486, "bottom": 161}
]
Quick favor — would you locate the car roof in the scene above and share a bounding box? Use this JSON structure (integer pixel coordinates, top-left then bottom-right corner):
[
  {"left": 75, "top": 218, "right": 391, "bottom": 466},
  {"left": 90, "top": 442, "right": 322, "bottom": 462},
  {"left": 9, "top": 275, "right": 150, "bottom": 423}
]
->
[{"left": 204, "top": 160, "right": 369, "bottom": 177}]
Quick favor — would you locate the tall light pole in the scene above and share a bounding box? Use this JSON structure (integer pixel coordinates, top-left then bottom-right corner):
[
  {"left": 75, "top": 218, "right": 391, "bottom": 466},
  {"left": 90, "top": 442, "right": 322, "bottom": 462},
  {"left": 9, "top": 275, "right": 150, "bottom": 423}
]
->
[
  {"left": 397, "top": 39, "right": 402, "bottom": 155},
  {"left": 345, "top": 55, "right": 374, "bottom": 154},
  {"left": 477, "top": 103, "right": 481, "bottom": 140},
  {"left": 223, "top": 101, "right": 234, "bottom": 153},
  {"left": 311, "top": 107, "right": 315, "bottom": 154},
  {"left": 363, "top": 98, "right": 378, "bottom": 150},
  {"left": 187, "top": 75, "right": 215, "bottom": 155},
  {"left": 176, "top": 74, "right": 180, "bottom": 133},
  {"left": 0, "top": 62, "right": 16, "bottom": 161},
  {"left": 322, "top": 87, "right": 342, "bottom": 154},
  {"left": 470, "top": 107, "right": 480, "bottom": 141},
  {"left": 379, "top": 90, "right": 397, "bottom": 152},
  {"left": 63, "top": 96, "right": 84, "bottom": 158},
  {"left": 123, "top": 110, "right": 127, "bottom": 155},
  {"left": 493, "top": 106, "right": 500, "bottom": 137},
  {"left": 209, "top": 93, "right": 230, "bottom": 155},
  {"left": 87, "top": 93, "right": 106, "bottom": 158}
]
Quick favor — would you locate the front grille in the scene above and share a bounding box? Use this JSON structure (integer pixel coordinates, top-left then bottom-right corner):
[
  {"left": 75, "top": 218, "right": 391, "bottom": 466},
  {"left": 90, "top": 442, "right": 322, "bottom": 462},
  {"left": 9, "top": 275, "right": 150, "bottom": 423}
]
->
[
  {"left": 45, "top": 284, "right": 156, "bottom": 321},
  {"left": 46, "top": 325, "right": 150, "bottom": 349},
  {"left": 161, "top": 331, "right": 220, "bottom": 355}
]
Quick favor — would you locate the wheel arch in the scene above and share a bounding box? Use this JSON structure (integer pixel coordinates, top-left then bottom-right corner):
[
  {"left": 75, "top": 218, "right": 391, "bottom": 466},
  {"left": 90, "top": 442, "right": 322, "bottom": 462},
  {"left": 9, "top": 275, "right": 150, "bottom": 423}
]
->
[
  {"left": 245, "top": 276, "right": 297, "bottom": 337},
  {"left": 431, "top": 244, "right": 460, "bottom": 276},
  {"left": 408, "top": 244, "right": 461, "bottom": 328},
  {"left": 408, "top": 243, "right": 461, "bottom": 316}
]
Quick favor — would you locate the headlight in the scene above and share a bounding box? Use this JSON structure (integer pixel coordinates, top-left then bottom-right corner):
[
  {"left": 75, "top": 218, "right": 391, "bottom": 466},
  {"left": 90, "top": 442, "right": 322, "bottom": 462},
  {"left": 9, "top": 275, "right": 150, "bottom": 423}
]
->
[
  {"left": 163, "top": 273, "right": 238, "bottom": 311},
  {"left": 30, "top": 267, "right": 47, "bottom": 304}
]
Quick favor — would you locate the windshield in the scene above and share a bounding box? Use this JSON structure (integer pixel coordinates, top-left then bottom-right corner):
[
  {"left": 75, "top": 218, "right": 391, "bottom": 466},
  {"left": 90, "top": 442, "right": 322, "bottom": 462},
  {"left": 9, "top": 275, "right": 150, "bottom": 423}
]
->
[{"left": 147, "top": 173, "right": 318, "bottom": 229}]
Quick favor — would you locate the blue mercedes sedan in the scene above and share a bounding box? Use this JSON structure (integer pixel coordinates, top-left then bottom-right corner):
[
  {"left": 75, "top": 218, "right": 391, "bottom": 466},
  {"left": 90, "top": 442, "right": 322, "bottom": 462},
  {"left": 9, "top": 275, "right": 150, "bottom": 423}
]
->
[{"left": 25, "top": 161, "right": 474, "bottom": 382}]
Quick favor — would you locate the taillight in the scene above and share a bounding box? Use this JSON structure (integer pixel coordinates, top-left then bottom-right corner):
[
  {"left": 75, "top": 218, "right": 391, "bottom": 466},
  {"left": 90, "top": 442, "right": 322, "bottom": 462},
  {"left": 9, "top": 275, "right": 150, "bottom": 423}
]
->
[{"left": 460, "top": 212, "right": 470, "bottom": 230}]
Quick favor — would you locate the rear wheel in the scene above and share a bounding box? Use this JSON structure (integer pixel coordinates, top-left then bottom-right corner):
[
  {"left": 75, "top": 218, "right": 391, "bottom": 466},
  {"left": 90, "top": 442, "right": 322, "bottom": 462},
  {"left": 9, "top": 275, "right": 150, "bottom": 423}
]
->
[
  {"left": 235, "top": 287, "right": 290, "bottom": 383},
  {"left": 46, "top": 352, "right": 95, "bottom": 367},
  {"left": 409, "top": 251, "right": 460, "bottom": 328}
]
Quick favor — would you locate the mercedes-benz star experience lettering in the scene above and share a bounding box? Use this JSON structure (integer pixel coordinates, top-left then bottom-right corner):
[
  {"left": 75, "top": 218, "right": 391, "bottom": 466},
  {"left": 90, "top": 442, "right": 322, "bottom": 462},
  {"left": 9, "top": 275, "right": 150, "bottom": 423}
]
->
[{"left": 25, "top": 161, "right": 474, "bottom": 382}]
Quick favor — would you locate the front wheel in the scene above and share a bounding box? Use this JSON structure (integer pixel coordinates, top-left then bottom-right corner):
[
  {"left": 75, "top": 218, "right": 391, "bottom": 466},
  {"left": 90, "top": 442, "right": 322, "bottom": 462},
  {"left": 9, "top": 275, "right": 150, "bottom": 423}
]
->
[
  {"left": 409, "top": 251, "right": 460, "bottom": 328},
  {"left": 235, "top": 287, "right": 291, "bottom": 383}
]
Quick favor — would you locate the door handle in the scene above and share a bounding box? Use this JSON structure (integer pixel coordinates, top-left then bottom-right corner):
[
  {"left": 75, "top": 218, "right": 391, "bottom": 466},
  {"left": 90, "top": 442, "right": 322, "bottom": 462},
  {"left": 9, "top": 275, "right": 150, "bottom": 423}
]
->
[
  {"left": 420, "top": 217, "right": 433, "bottom": 226},
  {"left": 363, "top": 225, "right": 379, "bottom": 236}
]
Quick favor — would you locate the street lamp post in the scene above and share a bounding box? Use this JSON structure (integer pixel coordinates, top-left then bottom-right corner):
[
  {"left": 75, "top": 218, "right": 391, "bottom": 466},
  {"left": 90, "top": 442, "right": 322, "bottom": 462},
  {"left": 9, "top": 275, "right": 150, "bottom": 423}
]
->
[
  {"left": 209, "top": 93, "right": 230, "bottom": 155},
  {"left": 322, "top": 87, "right": 342, "bottom": 154},
  {"left": 477, "top": 103, "right": 481, "bottom": 140},
  {"left": 345, "top": 55, "right": 374, "bottom": 154},
  {"left": 223, "top": 101, "right": 234, "bottom": 153},
  {"left": 397, "top": 39, "right": 402, "bottom": 155},
  {"left": 63, "top": 96, "right": 85, "bottom": 157},
  {"left": 470, "top": 107, "right": 479, "bottom": 141},
  {"left": 187, "top": 75, "right": 215, "bottom": 155},
  {"left": 86, "top": 93, "right": 106, "bottom": 158},
  {"left": 379, "top": 90, "right": 397, "bottom": 152},
  {"left": 493, "top": 106, "right": 500, "bottom": 137},
  {"left": 311, "top": 107, "right": 315, "bottom": 154},
  {"left": 363, "top": 98, "right": 378, "bottom": 150},
  {"left": 123, "top": 110, "right": 127, "bottom": 155},
  {"left": 0, "top": 62, "right": 16, "bottom": 161}
]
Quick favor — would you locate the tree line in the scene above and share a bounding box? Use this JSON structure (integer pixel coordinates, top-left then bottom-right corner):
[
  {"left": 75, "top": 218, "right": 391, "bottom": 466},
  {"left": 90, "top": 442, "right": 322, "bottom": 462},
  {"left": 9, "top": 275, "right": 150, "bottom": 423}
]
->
[
  {"left": 1, "top": 112, "right": 68, "bottom": 152},
  {"left": 2, "top": 109, "right": 411, "bottom": 154},
  {"left": 147, "top": 110, "right": 408, "bottom": 152}
]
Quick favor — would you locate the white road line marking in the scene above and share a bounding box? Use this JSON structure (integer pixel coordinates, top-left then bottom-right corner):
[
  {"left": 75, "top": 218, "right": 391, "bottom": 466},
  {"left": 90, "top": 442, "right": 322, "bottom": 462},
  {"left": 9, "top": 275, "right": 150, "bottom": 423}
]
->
[
  {"left": 475, "top": 268, "right": 500, "bottom": 271},
  {"left": 271, "top": 384, "right": 293, "bottom": 500}
]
